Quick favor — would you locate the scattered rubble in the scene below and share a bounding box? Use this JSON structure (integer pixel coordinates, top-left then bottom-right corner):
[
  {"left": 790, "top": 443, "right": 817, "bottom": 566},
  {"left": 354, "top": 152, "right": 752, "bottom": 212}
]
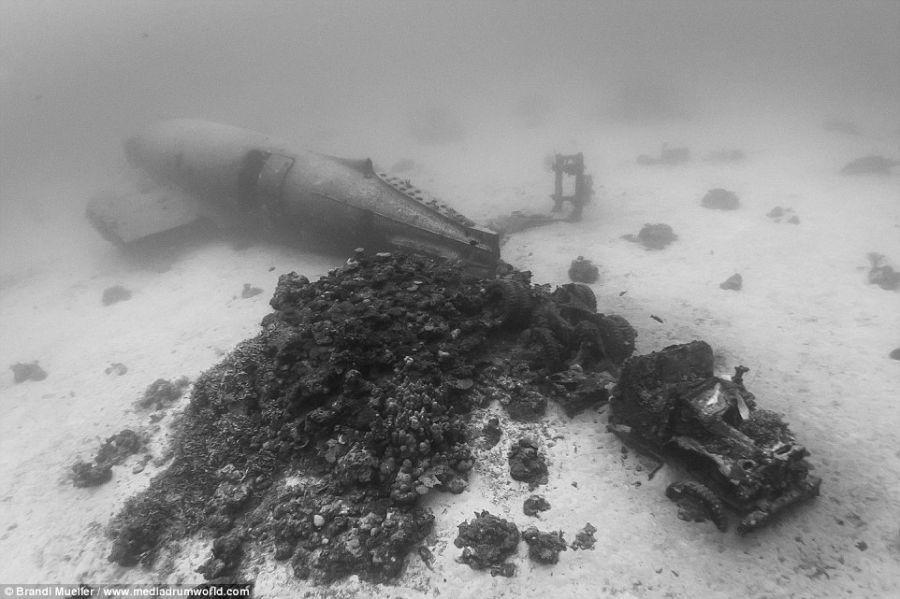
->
[
  {"left": 71, "top": 462, "right": 113, "bottom": 488},
  {"left": 498, "top": 384, "right": 547, "bottom": 421},
  {"left": 72, "top": 429, "right": 145, "bottom": 488},
  {"left": 135, "top": 377, "right": 190, "bottom": 410},
  {"left": 719, "top": 273, "right": 743, "bottom": 291},
  {"left": 866, "top": 253, "right": 900, "bottom": 290},
  {"left": 197, "top": 532, "right": 244, "bottom": 580},
  {"left": 767, "top": 206, "right": 800, "bottom": 224},
  {"left": 241, "top": 284, "right": 263, "bottom": 299},
  {"left": 10, "top": 361, "right": 47, "bottom": 383},
  {"left": 95, "top": 430, "right": 144, "bottom": 466},
  {"left": 454, "top": 511, "right": 520, "bottom": 576},
  {"left": 568, "top": 257, "right": 599, "bottom": 284},
  {"left": 508, "top": 438, "right": 549, "bottom": 486},
  {"left": 105, "top": 362, "right": 128, "bottom": 376},
  {"left": 523, "top": 495, "right": 551, "bottom": 517},
  {"left": 522, "top": 527, "right": 567, "bottom": 564},
  {"left": 570, "top": 523, "right": 597, "bottom": 550},
  {"left": 102, "top": 285, "right": 132, "bottom": 306},
  {"left": 701, "top": 188, "right": 740, "bottom": 211},
  {"left": 840, "top": 155, "right": 898, "bottom": 175},
  {"left": 548, "top": 366, "right": 614, "bottom": 416},
  {"left": 623, "top": 223, "right": 678, "bottom": 250}
]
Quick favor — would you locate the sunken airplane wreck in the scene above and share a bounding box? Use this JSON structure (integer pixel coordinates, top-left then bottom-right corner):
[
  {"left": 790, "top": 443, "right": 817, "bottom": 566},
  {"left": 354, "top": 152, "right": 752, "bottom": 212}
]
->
[
  {"left": 87, "top": 120, "right": 820, "bottom": 538},
  {"left": 86, "top": 119, "right": 500, "bottom": 273}
]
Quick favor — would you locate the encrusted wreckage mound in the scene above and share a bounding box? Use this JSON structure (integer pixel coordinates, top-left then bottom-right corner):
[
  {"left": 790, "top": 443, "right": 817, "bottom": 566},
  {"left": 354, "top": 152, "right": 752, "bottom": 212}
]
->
[
  {"left": 107, "top": 251, "right": 636, "bottom": 583},
  {"left": 454, "top": 511, "right": 520, "bottom": 577},
  {"left": 522, "top": 527, "right": 567, "bottom": 564}
]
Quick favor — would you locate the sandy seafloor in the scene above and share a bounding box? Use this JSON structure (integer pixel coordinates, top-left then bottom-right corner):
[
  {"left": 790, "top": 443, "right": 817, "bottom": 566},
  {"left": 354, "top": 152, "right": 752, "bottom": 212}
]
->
[{"left": 1, "top": 111, "right": 899, "bottom": 599}]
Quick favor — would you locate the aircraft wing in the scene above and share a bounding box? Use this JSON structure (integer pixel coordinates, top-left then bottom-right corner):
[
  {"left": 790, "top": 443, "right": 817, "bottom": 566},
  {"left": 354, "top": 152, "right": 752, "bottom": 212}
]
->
[{"left": 86, "top": 177, "right": 203, "bottom": 245}]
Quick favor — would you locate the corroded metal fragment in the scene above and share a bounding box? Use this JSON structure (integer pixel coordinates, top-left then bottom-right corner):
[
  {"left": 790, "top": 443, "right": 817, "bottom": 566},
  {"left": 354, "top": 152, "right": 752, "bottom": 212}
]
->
[{"left": 611, "top": 341, "right": 821, "bottom": 533}]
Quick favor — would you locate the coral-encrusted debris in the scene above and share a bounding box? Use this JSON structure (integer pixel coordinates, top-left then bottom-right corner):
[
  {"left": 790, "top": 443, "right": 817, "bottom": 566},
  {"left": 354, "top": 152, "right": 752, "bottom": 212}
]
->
[
  {"left": 623, "top": 223, "right": 678, "bottom": 250},
  {"left": 866, "top": 253, "right": 900, "bottom": 291},
  {"left": 666, "top": 481, "right": 728, "bottom": 531},
  {"left": 570, "top": 523, "right": 597, "bottom": 550},
  {"left": 107, "top": 251, "right": 633, "bottom": 582},
  {"left": 720, "top": 273, "right": 743, "bottom": 291},
  {"left": 197, "top": 532, "right": 244, "bottom": 580},
  {"left": 499, "top": 385, "right": 547, "bottom": 421},
  {"left": 72, "top": 461, "right": 113, "bottom": 487},
  {"left": 105, "top": 362, "right": 128, "bottom": 376},
  {"left": 10, "top": 361, "right": 47, "bottom": 383},
  {"left": 611, "top": 341, "right": 821, "bottom": 534},
  {"left": 102, "top": 285, "right": 132, "bottom": 305},
  {"left": 454, "top": 511, "right": 520, "bottom": 576},
  {"left": 95, "top": 430, "right": 143, "bottom": 466},
  {"left": 767, "top": 206, "right": 800, "bottom": 224},
  {"left": 568, "top": 256, "right": 599, "bottom": 284},
  {"left": 548, "top": 366, "right": 614, "bottom": 416},
  {"left": 72, "top": 429, "right": 144, "bottom": 488},
  {"left": 523, "top": 495, "right": 551, "bottom": 517},
  {"left": 241, "top": 283, "right": 263, "bottom": 299},
  {"left": 522, "top": 527, "right": 567, "bottom": 564},
  {"left": 508, "top": 438, "right": 548, "bottom": 486},
  {"left": 701, "top": 188, "right": 740, "bottom": 210},
  {"left": 136, "top": 377, "right": 189, "bottom": 410}
]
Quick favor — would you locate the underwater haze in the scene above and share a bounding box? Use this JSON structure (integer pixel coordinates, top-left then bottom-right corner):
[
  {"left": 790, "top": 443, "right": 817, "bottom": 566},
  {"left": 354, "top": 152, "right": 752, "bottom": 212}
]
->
[
  {"left": 2, "top": 0, "right": 899, "bottom": 196},
  {"left": 1, "top": 1, "right": 900, "bottom": 597}
]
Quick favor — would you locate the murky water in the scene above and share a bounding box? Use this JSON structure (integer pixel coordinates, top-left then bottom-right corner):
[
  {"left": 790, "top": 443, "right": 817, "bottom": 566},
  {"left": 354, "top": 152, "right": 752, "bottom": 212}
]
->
[{"left": 1, "top": 2, "right": 898, "bottom": 596}]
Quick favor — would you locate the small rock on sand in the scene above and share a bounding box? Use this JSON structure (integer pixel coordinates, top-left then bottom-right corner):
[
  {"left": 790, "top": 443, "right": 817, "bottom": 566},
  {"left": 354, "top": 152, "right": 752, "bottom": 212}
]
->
[
  {"left": 102, "top": 285, "right": 132, "bottom": 305},
  {"left": 10, "top": 361, "right": 47, "bottom": 383},
  {"left": 702, "top": 188, "right": 740, "bottom": 210},
  {"left": 720, "top": 273, "right": 743, "bottom": 291}
]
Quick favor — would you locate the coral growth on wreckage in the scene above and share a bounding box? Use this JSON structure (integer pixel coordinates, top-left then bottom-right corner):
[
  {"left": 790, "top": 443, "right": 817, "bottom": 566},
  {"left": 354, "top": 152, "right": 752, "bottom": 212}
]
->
[
  {"left": 106, "top": 250, "right": 636, "bottom": 583},
  {"left": 610, "top": 341, "right": 821, "bottom": 534}
]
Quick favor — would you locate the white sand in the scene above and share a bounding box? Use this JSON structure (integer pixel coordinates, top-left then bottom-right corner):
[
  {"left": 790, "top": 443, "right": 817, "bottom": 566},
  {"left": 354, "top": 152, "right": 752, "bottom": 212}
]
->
[{"left": 1, "top": 111, "right": 899, "bottom": 599}]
